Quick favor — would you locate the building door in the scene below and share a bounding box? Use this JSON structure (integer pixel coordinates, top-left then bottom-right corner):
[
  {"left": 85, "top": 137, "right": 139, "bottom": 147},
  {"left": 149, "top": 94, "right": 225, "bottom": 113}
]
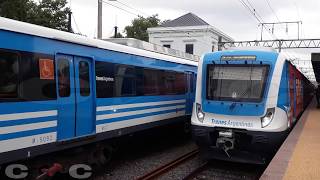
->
[{"left": 56, "top": 54, "right": 95, "bottom": 140}]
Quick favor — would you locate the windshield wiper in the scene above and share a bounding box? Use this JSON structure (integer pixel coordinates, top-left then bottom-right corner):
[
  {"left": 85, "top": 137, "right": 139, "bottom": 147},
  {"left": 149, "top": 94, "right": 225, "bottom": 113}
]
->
[{"left": 229, "top": 86, "right": 251, "bottom": 110}]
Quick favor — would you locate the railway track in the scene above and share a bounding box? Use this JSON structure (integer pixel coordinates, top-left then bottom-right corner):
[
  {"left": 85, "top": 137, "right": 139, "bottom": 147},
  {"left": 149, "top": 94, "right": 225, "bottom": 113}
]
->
[
  {"left": 182, "top": 161, "right": 209, "bottom": 180},
  {"left": 183, "top": 160, "right": 265, "bottom": 180},
  {"left": 136, "top": 149, "right": 199, "bottom": 180},
  {"left": 136, "top": 148, "right": 265, "bottom": 180}
]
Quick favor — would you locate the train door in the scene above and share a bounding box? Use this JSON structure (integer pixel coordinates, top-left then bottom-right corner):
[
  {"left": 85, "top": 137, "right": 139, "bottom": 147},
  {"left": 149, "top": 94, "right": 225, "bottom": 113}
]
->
[
  {"left": 186, "top": 72, "right": 195, "bottom": 115},
  {"left": 56, "top": 54, "right": 95, "bottom": 140}
]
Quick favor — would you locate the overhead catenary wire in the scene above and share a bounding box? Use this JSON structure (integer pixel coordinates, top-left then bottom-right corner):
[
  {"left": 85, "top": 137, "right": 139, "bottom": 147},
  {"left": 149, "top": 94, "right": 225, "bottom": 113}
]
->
[
  {"left": 237, "top": 0, "right": 313, "bottom": 81},
  {"left": 71, "top": 13, "right": 82, "bottom": 34},
  {"left": 67, "top": 0, "right": 82, "bottom": 34},
  {"left": 114, "top": 0, "right": 150, "bottom": 17},
  {"left": 238, "top": 0, "right": 277, "bottom": 40},
  {"left": 265, "top": 0, "right": 280, "bottom": 22},
  {"left": 101, "top": 0, "right": 140, "bottom": 17},
  {"left": 103, "top": 0, "right": 215, "bottom": 47}
]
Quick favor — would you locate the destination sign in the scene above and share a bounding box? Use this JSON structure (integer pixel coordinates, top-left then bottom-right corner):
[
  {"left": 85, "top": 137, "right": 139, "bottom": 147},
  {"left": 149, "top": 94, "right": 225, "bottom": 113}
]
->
[{"left": 221, "top": 55, "right": 256, "bottom": 61}]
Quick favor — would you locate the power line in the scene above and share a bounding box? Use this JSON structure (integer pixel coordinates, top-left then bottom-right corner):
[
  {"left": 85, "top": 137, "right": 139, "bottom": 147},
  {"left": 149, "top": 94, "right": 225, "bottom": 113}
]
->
[
  {"left": 103, "top": 1, "right": 214, "bottom": 47},
  {"left": 265, "top": 0, "right": 280, "bottom": 22},
  {"left": 68, "top": 0, "right": 82, "bottom": 34},
  {"left": 71, "top": 13, "right": 81, "bottom": 34},
  {"left": 114, "top": 0, "right": 149, "bottom": 17},
  {"left": 102, "top": 1, "right": 225, "bottom": 49},
  {"left": 238, "top": 0, "right": 278, "bottom": 40},
  {"left": 101, "top": 0, "right": 139, "bottom": 17},
  {"left": 238, "top": 0, "right": 262, "bottom": 24}
]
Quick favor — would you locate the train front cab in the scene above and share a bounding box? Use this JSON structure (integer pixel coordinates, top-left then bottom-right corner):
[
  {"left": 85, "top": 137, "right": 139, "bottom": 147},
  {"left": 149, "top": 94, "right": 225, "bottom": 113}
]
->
[{"left": 191, "top": 50, "right": 306, "bottom": 164}]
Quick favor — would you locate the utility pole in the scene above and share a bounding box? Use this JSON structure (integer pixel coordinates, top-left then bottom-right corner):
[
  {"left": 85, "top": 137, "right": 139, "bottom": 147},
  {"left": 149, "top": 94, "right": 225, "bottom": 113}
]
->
[
  {"left": 260, "top": 24, "right": 264, "bottom": 41},
  {"left": 97, "top": 0, "right": 103, "bottom": 39},
  {"left": 114, "top": 26, "right": 118, "bottom": 38},
  {"left": 68, "top": 11, "right": 72, "bottom": 33}
]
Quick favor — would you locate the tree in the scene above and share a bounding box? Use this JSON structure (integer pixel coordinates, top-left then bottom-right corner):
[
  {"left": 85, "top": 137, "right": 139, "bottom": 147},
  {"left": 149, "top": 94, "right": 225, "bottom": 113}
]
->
[
  {"left": 124, "top": 15, "right": 161, "bottom": 41},
  {"left": 0, "top": 0, "right": 71, "bottom": 32},
  {"left": 0, "top": 0, "right": 38, "bottom": 22},
  {"left": 114, "top": 32, "right": 124, "bottom": 38}
]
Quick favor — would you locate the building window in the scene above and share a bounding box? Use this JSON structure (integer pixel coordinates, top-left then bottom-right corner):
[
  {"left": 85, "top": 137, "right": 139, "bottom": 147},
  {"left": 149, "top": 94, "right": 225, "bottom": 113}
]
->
[
  {"left": 163, "top": 44, "right": 171, "bottom": 48},
  {"left": 212, "top": 45, "right": 215, "bottom": 52},
  {"left": 185, "top": 44, "right": 194, "bottom": 54}
]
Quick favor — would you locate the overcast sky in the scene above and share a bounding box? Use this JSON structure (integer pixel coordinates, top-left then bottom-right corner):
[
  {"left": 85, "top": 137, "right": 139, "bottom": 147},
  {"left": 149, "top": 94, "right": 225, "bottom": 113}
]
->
[{"left": 68, "top": 0, "right": 320, "bottom": 81}]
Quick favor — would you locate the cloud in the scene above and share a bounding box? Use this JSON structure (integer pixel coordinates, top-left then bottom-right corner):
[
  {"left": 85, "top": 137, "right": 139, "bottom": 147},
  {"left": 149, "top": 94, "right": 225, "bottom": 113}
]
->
[{"left": 70, "top": 0, "right": 320, "bottom": 80}]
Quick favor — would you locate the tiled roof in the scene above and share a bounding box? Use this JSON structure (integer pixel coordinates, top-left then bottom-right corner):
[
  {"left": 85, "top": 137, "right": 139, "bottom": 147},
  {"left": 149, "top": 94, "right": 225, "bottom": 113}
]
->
[{"left": 161, "top": 13, "right": 209, "bottom": 27}]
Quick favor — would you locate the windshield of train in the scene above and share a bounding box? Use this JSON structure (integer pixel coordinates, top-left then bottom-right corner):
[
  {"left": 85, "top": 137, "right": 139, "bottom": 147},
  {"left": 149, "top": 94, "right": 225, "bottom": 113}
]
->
[{"left": 207, "top": 64, "right": 269, "bottom": 102}]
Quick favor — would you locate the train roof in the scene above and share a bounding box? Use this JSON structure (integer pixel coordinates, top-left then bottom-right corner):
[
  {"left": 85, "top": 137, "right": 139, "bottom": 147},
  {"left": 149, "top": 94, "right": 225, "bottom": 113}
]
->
[
  {"left": 203, "top": 49, "right": 279, "bottom": 61},
  {"left": 0, "top": 17, "right": 197, "bottom": 66},
  {"left": 227, "top": 46, "right": 277, "bottom": 52}
]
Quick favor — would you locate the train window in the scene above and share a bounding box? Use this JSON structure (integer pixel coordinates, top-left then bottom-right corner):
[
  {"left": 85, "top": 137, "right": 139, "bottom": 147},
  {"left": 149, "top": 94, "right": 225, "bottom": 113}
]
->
[
  {"left": 57, "top": 59, "right": 71, "bottom": 97},
  {"left": 20, "top": 53, "right": 56, "bottom": 100},
  {"left": 136, "top": 67, "right": 144, "bottom": 96},
  {"left": 207, "top": 65, "right": 269, "bottom": 102},
  {"left": 115, "top": 65, "right": 136, "bottom": 97},
  {"left": 162, "top": 71, "right": 176, "bottom": 95},
  {"left": 95, "top": 61, "right": 187, "bottom": 98},
  {"left": 143, "top": 69, "right": 160, "bottom": 95},
  {"left": 175, "top": 72, "right": 187, "bottom": 94},
  {"left": 0, "top": 50, "right": 19, "bottom": 99},
  {"left": 95, "top": 61, "right": 115, "bottom": 98},
  {"left": 79, "top": 61, "right": 90, "bottom": 96}
]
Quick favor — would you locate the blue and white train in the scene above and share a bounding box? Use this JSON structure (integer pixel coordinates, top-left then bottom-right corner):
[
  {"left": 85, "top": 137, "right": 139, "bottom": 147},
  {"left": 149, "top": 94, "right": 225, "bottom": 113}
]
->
[
  {"left": 191, "top": 48, "right": 314, "bottom": 164},
  {"left": 0, "top": 17, "right": 197, "bottom": 164}
]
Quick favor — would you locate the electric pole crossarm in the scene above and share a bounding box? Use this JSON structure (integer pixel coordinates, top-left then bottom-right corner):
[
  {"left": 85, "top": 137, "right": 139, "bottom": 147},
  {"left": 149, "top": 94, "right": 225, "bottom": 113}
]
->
[{"left": 219, "top": 39, "right": 320, "bottom": 50}]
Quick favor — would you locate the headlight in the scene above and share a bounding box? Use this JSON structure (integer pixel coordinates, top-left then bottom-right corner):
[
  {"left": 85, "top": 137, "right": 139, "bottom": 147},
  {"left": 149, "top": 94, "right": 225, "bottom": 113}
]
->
[
  {"left": 196, "top": 103, "right": 205, "bottom": 122},
  {"left": 261, "top": 107, "right": 275, "bottom": 128}
]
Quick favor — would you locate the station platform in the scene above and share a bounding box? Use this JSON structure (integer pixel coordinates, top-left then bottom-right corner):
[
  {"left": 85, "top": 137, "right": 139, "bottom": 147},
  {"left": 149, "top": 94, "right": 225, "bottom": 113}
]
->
[{"left": 261, "top": 99, "right": 320, "bottom": 180}]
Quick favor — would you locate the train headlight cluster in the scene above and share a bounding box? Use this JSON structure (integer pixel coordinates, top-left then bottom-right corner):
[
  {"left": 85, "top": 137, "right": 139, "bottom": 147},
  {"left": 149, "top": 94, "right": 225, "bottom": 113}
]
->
[
  {"left": 261, "top": 107, "right": 275, "bottom": 128},
  {"left": 196, "top": 103, "right": 205, "bottom": 122}
]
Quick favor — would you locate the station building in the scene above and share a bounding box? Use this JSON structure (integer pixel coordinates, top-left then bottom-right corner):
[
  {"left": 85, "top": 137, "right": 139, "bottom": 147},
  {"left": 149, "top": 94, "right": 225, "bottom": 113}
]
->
[{"left": 147, "top": 12, "right": 234, "bottom": 56}]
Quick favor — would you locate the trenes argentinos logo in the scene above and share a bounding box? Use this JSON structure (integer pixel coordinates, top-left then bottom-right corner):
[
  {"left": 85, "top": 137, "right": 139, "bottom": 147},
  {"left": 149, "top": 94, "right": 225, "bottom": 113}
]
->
[
  {"left": 96, "top": 76, "right": 114, "bottom": 83},
  {"left": 212, "top": 118, "right": 253, "bottom": 128}
]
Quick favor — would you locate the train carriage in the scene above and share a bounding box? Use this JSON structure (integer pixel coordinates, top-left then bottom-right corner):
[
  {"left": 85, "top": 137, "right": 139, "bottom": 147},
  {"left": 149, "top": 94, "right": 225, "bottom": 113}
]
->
[
  {"left": 191, "top": 48, "right": 314, "bottom": 164},
  {"left": 0, "top": 17, "right": 197, "bottom": 164}
]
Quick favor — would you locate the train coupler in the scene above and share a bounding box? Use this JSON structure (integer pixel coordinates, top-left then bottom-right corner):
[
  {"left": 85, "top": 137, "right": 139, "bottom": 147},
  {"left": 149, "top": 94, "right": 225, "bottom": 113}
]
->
[{"left": 216, "top": 130, "right": 235, "bottom": 158}]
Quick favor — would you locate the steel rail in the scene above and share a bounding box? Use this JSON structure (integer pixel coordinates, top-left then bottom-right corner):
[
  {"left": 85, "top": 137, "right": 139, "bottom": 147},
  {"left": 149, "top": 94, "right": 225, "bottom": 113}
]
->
[
  {"left": 136, "top": 149, "right": 199, "bottom": 180},
  {"left": 182, "top": 161, "right": 209, "bottom": 180}
]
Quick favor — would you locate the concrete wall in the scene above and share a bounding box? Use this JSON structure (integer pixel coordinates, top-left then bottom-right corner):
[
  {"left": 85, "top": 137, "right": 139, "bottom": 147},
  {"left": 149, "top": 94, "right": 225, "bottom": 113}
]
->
[{"left": 148, "top": 26, "right": 233, "bottom": 56}]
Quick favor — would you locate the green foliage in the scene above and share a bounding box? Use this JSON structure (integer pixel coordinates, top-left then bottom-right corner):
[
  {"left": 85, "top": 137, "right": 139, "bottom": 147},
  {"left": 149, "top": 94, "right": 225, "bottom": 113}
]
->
[
  {"left": 0, "top": 0, "right": 71, "bottom": 31},
  {"left": 124, "top": 15, "right": 161, "bottom": 41},
  {"left": 114, "top": 32, "right": 124, "bottom": 38}
]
